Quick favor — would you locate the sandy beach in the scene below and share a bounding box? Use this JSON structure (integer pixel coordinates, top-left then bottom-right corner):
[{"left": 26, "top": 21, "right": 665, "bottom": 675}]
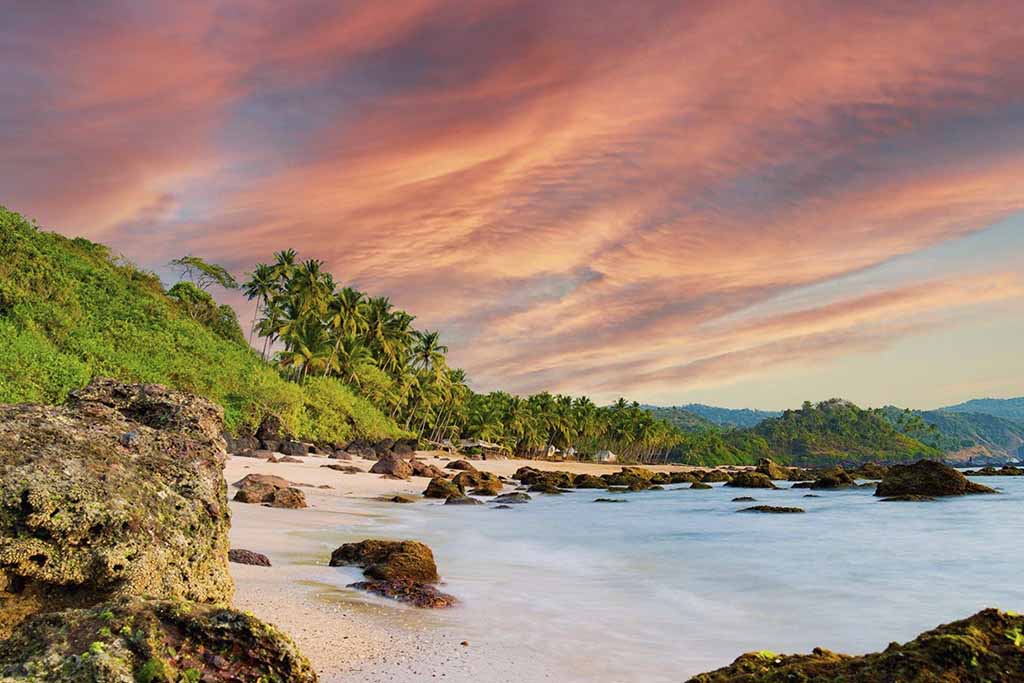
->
[{"left": 226, "top": 453, "right": 698, "bottom": 681}]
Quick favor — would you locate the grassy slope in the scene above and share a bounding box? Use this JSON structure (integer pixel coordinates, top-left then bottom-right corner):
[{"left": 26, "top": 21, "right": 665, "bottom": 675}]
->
[{"left": 0, "top": 207, "right": 405, "bottom": 443}]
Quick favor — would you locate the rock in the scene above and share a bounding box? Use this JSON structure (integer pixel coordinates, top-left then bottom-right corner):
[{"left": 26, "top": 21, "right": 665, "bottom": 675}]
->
[
  {"left": 446, "top": 459, "right": 478, "bottom": 471},
  {"left": 409, "top": 459, "right": 447, "bottom": 478},
  {"left": 670, "top": 471, "right": 700, "bottom": 484},
  {"left": 279, "top": 440, "right": 309, "bottom": 457},
  {"left": 392, "top": 438, "right": 418, "bottom": 456},
  {"left": 232, "top": 474, "right": 308, "bottom": 509},
  {"left": 594, "top": 498, "right": 629, "bottom": 503},
  {"left": 738, "top": 506, "right": 805, "bottom": 513},
  {"left": 277, "top": 455, "right": 303, "bottom": 463},
  {"left": 330, "top": 540, "right": 439, "bottom": 583},
  {"left": 650, "top": 472, "right": 673, "bottom": 485},
  {"left": 755, "top": 458, "right": 789, "bottom": 481},
  {"left": 492, "top": 492, "right": 532, "bottom": 504},
  {"left": 347, "top": 579, "right": 457, "bottom": 608},
  {"left": 423, "top": 477, "right": 463, "bottom": 499},
  {"left": 808, "top": 466, "right": 857, "bottom": 490},
  {"left": 528, "top": 482, "right": 565, "bottom": 494},
  {"left": 268, "top": 487, "right": 307, "bottom": 509},
  {"left": 321, "top": 463, "right": 363, "bottom": 474},
  {"left": 684, "top": 608, "right": 1024, "bottom": 683},
  {"left": 0, "top": 379, "right": 233, "bottom": 639},
  {"left": 803, "top": 494, "right": 821, "bottom": 498},
  {"left": 369, "top": 452, "right": 413, "bottom": 479},
  {"left": 386, "top": 495, "right": 417, "bottom": 504},
  {"left": 445, "top": 496, "right": 484, "bottom": 505},
  {"left": 256, "top": 413, "right": 284, "bottom": 442},
  {"left": 469, "top": 481, "right": 504, "bottom": 496},
  {"left": 849, "top": 462, "right": 890, "bottom": 479},
  {"left": 690, "top": 482, "right": 713, "bottom": 490},
  {"left": 724, "top": 471, "right": 777, "bottom": 489},
  {"left": 330, "top": 450, "right": 354, "bottom": 460},
  {"left": 602, "top": 467, "right": 656, "bottom": 487},
  {"left": 875, "top": 460, "right": 997, "bottom": 498},
  {"left": 0, "top": 598, "right": 317, "bottom": 682},
  {"left": 493, "top": 504, "right": 513, "bottom": 509},
  {"left": 880, "top": 494, "right": 938, "bottom": 502},
  {"left": 731, "top": 497, "right": 757, "bottom": 502},
  {"left": 226, "top": 433, "right": 260, "bottom": 454},
  {"left": 965, "top": 465, "right": 1024, "bottom": 477},
  {"left": 573, "top": 473, "right": 609, "bottom": 489},
  {"left": 228, "top": 549, "right": 272, "bottom": 567},
  {"left": 453, "top": 470, "right": 503, "bottom": 493},
  {"left": 701, "top": 469, "right": 733, "bottom": 483}
]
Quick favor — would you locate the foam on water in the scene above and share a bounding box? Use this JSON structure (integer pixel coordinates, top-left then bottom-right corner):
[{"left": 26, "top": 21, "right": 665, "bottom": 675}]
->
[{"left": 332, "top": 476, "right": 1024, "bottom": 681}]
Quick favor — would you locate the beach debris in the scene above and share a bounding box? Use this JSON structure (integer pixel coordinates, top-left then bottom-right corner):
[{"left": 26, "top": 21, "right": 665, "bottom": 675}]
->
[
  {"left": 875, "top": 460, "right": 996, "bottom": 498},
  {"left": 684, "top": 609, "right": 1024, "bottom": 683},
  {"left": 229, "top": 549, "right": 272, "bottom": 567}
]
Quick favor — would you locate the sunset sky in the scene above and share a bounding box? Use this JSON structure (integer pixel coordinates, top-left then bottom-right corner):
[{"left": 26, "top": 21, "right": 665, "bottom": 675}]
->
[{"left": 3, "top": 1, "right": 1023, "bottom": 409}]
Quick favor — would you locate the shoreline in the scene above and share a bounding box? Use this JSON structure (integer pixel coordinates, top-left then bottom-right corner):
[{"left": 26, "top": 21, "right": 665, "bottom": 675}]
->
[{"left": 226, "top": 453, "right": 694, "bottom": 680}]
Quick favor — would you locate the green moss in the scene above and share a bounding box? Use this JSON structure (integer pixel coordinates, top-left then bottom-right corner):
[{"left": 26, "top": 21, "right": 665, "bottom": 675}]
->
[{"left": 136, "top": 657, "right": 172, "bottom": 683}]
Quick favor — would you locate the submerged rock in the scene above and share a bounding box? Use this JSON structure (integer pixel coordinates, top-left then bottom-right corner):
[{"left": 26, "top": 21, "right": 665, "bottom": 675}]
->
[
  {"left": 0, "top": 598, "right": 317, "bottom": 682},
  {"left": 329, "top": 540, "right": 439, "bottom": 583},
  {"left": 445, "top": 495, "right": 484, "bottom": 505},
  {"left": 492, "top": 492, "right": 532, "bottom": 504},
  {"left": 528, "top": 482, "right": 566, "bottom": 494},
  {"left": 690, "top": 482, "right": 713, "bottom": 490},
  {"left": 228, "top": 549, "right": 272, "bottom": 567},
  {"left": 386, "top": 495, "right": 417, "bottom": 504},
  {"left": 348, "top": 579, "right": 457, "bottom": 608},
  {"left": 738, "top": 506, "right": 805, "bottom": 514},
  {"left": 724, "top": 472, "right": 777, "bottom": 489},
  {"left": 875, "top": 460, "right": 996, "bottom": 498},
  {"left": 731, "top": 497, "right": 757, "bottom": 502},
  {"left": 685, "top": 608, "right": 1024, "bottom": 683},
  {"left": 594, "top": 498, "right": 629, "bottom": 503},
  {"left": 879, "top": 494, "right": 938, "bottom": 502},
  {"left": 423, "top": 476, "right": 463, "bottom": 499},
  {"left": 0, "top": 379, "right": 233, "bottom": 639}
]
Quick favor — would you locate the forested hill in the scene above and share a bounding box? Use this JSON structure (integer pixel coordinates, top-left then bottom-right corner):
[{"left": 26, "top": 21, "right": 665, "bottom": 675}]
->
[
  {"left": 882, "top": 406, "right": 1024, "bottom": 462},
  {"left": 0, "top": 206, "right": 404, "bottom": 443},
  {"left": 939, "top": 397, "right": 1024, "bottom": 422},
  {"left": 744, "top": 399, "right": 940, "bottom": 465},
  {"left": 642, "top": 406, "right": 720, "bottom": 432},
  {"left": 678, "top": 403, "right": 782, "bottom": 428}
]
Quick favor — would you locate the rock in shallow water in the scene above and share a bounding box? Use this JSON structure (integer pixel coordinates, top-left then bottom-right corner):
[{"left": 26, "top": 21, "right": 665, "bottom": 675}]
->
[
  {"left": 329, "top": 540, "right": 439, "bottom": 583},
  {"left": 738, "top": 506, "right": 805, "bottom": 514},
  {"left": 0, "top": 598, "right": 317, "bottom": 682},
  {"left": 228, "top": 549, "right": 272, "bottom": 566},
  {"left": 348, "top": 579, "right": 457, "bottom": 608},
  {"left": 0, "top": 379, "right": 233, "bottom": 639},
  {"left": 875, "top": 460, "right": 996, "bottom": 498},
  {"left": 685, "top": 608, "right": 1024, "bottom": 683}
]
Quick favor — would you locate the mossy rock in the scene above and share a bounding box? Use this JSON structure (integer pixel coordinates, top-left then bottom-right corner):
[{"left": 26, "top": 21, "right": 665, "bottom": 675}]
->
[
  {"left": 724, "top": 472, "right": 777, "bottom": 489},
  {"left": 329, "top": 540, "right": 439, "bottom": 583},
  {"left": 754, "top": 458, "right": 789, "bottom": 481},
  {"left": 0, "top": 380, "right": 233, "bottom": 639},
  {"left": 685, "top": 608, "right": 1024, "bottom": 682},
  {"left": 572, "top": 474, "right": 608, "bottom": 489},
  {"left": 0, "top": 598, "right": 317, "bottom": 682},
  {"left": 875, "top": 460, "right": 996, "bottom": 498},
  {"left": 701, "top": 470, "right": 733, "bottom": 483},
  {"left": 423, "top": 477, "right": 462, "bottom": 499}
]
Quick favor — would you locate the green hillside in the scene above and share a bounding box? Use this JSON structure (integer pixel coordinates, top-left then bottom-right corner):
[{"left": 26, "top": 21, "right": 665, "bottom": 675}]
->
[
  {"left": 643, "top": 406, "right": 720, "bottom": 433},
  {"left": 746, "top": 398, "right": 940, "bottom": 465},
  {"left": 0, "top": 206, "right": 404, "bottom": 443},
  {"left": 882, "top": 406, "right": 1024, "bottom": 461},
  {"left": 679, "top": 403, "right": 781, "bottom": 428},
  {"left": 939, "top": 397, "right": 1024, "bottom": 422}
]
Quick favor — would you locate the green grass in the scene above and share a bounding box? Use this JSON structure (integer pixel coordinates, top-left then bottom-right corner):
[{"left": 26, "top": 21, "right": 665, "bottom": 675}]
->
[{"left": 0, "top": 206, "right": 405, "bottom": 444}]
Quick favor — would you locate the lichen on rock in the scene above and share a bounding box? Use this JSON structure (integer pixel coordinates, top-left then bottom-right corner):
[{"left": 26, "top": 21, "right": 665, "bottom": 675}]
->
[{"left": 0, "top": 379, "right": 233, "bottom": 639}]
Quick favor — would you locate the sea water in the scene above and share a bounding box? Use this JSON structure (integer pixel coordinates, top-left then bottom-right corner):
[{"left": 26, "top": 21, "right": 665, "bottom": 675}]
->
[{"left": 332, "top": 476, "right": 1024, "bottom": 681}]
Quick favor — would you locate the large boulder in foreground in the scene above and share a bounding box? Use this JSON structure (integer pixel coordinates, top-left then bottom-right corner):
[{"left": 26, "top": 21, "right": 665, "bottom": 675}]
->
[
  {"left": 875, "top": 460, "right": 996, "bottom": 498},
  {"left": 0, "top": 380, "right": 233, "bottom": 639},
  {"left": 0, "top": 598, "right": 317, "bottom": 682},
  {"left": 685, "top": 608, "right": 1024, "bottom": 683}
]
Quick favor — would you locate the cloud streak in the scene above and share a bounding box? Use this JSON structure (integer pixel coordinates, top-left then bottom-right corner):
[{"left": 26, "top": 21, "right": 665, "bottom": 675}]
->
[{"left": 2, "top": 0, "right": 1023, "bottom": 406}]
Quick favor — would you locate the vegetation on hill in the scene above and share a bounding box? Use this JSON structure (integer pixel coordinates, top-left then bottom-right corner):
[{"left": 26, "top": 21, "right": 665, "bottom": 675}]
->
[
  {"left": 677, "top": 403, "right": 782, "bottom": 428},
  {"left": 882, "top": 406, "right": 1024, "bottom": 461},
  {"left": 939, "top": 396, "right": 1024, "bottom": 422},
  {"left": 642, "top": 406, "right": 721, "bottom": 433},
  {"left": 0, "top": 206, "right": 403, "bottom": 443}
]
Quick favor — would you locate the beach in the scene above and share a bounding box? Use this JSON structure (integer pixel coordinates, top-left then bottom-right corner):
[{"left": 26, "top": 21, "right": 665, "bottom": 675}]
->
[{"left": 226, "top": 454, "right": 696, "bottom": 681}]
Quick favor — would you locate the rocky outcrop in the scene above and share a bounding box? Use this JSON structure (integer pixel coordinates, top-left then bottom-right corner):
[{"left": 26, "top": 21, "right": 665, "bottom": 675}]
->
[
  {"left": 0, "top": 379, "right": 233, "bottom": 639},
  {"left": 423, "top": 477, "right": 463, "bottom": 499},
  {"left": 724, "top": 472, "right": 777, "bottom": 489},
  {"left": 875, "top": 460, "right": 996, "bottom": 498},
  {"left": 369, "top": 452, "right": 413, "bottom": 479},
  {"left": 228, "top": 549, "right": 272, "bottom": 567},
  {"left": 329, "top": 540, "right": 454, "bottom": 608},
  {"left": 685, "top": 608, "right": 1024, "bottom": 683},
  {"left": 0, "top": 598, "right": 317, "bottom": 682},
  {"left": 232, "top": 473, "right": 308, "bottom": 508}
]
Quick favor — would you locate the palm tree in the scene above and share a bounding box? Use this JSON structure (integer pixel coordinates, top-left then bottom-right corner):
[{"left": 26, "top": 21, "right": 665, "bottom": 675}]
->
[{"left": 242, "top": 263, "right": 277, "bottom": 347}]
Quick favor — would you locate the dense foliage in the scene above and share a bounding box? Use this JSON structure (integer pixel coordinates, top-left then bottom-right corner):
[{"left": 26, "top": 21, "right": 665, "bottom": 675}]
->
[
  {"left": 677, "top": 403, "right": 782, "bottom": 428},
  {"left": 883, "top": 406, "right": 1024, "bottom": 460},
  {"left": 939, "top": 396, "right": 1024, "bottom": 422},
  {"left": 0, "top": 206, "right": 403, "bottom": 443},
  {"left": 642, "top": 406, "right": 720, "bottom": 433}
]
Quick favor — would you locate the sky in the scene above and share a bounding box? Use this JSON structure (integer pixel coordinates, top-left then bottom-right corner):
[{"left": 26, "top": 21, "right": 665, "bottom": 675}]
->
[{"left": 2, "top": 1, "right": 1023, "bottom": 410}]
